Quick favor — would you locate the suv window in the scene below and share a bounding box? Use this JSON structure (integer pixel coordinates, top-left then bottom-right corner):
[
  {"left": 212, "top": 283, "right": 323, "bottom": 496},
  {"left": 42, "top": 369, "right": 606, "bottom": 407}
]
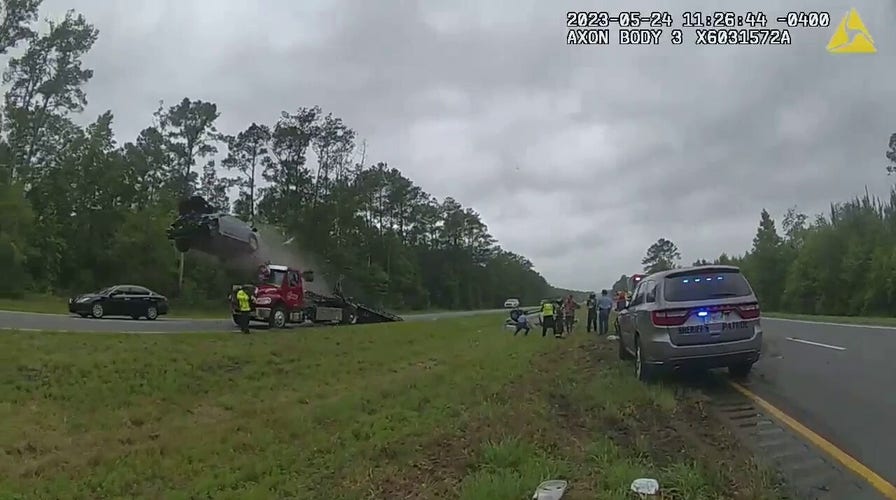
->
[
  {"left": 663, "top": 269, "right": 753, "bottom": 302},
  {"left": 629, "top": 281, "right": 646, "bottom": 307},
  {"left": 644, "top": 280, "right": 657, "bottom": 303}
]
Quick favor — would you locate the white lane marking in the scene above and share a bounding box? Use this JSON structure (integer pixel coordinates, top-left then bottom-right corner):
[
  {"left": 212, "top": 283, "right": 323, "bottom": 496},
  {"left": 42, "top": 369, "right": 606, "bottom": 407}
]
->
[
  {"left": 765, "top": 316, "right": 896, "bottom": 331},
  {"left": 786, "top": 337, "right": 846, "bottom": 351}
]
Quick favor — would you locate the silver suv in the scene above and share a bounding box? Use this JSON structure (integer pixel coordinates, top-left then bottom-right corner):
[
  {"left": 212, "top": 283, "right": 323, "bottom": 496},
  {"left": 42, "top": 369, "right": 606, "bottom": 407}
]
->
[{"left": 616, "top": 265, "right": 762, "bottom": 382}]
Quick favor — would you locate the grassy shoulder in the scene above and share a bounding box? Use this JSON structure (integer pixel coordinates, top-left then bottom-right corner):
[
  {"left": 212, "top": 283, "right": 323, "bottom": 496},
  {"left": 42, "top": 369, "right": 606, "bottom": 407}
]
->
[
  {"left": 0, "top": 294, "right": 493, "bottom": 318},
  {"left": 0, "top": 314, "right": 783, "bottom": 499},
  {"left": 764, "top": 311, "right": 896, "bottom": 327}
]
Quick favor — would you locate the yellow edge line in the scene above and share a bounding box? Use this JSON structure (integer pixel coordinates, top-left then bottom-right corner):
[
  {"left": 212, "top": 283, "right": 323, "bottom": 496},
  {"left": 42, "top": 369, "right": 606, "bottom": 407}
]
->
[{"left": 729, "top": 382, "right": 896, "bottom": 499}]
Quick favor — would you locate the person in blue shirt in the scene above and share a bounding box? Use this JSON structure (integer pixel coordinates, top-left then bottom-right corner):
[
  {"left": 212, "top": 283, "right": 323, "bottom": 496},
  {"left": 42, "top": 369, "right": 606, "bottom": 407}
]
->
[
  {"left": 514, "top": 310, "right": 530, "bottom": 336},
  {"left": 597, "top": 289, "right": 614, "bottom": 335}
]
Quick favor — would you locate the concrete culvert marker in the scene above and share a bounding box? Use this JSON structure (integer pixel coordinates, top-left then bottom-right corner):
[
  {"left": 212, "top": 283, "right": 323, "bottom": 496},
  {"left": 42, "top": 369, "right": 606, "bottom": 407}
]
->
[{"left": 531, "top": 479, "right": 568, "bottom": 499}]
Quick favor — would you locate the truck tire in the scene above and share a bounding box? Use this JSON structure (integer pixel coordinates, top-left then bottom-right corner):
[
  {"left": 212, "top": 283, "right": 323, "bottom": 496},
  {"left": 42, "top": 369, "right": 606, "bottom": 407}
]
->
[
  {"left": 269, "top": 306, "right": 287, "bottom": 328},
  {"left": 341, "top": 305, "right": 358, "bottom": 325}
]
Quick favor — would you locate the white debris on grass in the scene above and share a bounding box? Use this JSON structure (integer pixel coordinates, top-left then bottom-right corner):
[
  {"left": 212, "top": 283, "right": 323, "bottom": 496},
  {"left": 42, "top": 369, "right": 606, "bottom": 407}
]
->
[
  {"left": 531, "top": 479, "right": 568, "bottom": 499},
  {"left": 630, "top": 477, "right": 660, "bottom": 497}
]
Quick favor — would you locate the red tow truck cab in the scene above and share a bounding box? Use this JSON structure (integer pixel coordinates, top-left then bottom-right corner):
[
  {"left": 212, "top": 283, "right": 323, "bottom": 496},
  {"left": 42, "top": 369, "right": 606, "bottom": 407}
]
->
[{"left": 231, "top": 264, "right": 351, "bottom": 328}]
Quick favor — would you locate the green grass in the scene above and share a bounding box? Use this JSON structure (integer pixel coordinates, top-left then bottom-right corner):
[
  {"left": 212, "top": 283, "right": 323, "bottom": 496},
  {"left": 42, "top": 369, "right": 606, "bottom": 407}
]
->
[
  {"left": 764, "top": 311, "right": 896, "bottom": 327},
  {"left": 0, "top": 314, "right": 784, "bottom": 499},
  {"left": 0, "top": 294, "right": 506, "bottom": 318}
]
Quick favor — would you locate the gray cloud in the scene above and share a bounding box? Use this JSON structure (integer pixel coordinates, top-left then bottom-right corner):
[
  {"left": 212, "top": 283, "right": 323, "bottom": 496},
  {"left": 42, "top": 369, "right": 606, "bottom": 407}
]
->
[{"left": 33, "top": 0, "right": 896, "bottom": 290}]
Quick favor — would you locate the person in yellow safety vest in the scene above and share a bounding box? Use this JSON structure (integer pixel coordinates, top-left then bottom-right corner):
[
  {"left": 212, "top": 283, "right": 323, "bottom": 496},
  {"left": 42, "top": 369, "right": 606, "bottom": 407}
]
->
[
  {"left": 540, "top": 300, "right": 556, "bottom": 338},
  {"left": 235, "top": 286, "right": 253, "bottom": 334}
]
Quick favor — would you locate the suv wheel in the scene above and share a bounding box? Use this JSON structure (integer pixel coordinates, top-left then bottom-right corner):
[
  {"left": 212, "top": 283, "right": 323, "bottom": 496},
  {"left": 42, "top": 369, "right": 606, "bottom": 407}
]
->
[
  {"left": 635, "top": 336, "right": 656, "bottom": 382},
  {"left": 618, "top": 334, "right": 633, "bottom": 360},
  {"left": 728, "top": 362, "right": 753, "bottom": 379}
]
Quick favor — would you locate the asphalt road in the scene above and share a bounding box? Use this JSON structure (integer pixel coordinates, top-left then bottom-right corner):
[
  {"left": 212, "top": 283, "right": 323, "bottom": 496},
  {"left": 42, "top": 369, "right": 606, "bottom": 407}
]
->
[
  {"left": 0, "top": 308, "right": 512, "bottom": 334},
  {"left": 745, "top": 316, "right": 896, "bottom": 491}
]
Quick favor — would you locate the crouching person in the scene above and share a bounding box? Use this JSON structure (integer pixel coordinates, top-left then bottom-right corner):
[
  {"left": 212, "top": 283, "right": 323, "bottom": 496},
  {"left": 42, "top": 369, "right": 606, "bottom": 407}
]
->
[{"left": 514, "top": 311, "right": 531, "bottom": 336}]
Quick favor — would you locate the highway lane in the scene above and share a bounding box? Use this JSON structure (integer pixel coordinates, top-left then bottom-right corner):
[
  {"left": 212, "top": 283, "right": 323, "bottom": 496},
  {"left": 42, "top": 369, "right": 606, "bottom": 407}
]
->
[
  {"left": 744, "top": 316, "right": 896, "bottom": 491},
  {"left": 0, "top": 308, "right": 513, "bottom": 333}
]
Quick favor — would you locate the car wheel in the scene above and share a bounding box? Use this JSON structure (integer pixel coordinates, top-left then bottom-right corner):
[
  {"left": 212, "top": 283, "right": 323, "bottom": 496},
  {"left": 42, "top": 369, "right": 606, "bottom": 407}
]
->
[
  {"left": 618, "top": 334, "right": 633, "bottom": 360},
  {"left": 91, "top": 303, "right": 104, "bottom": 319},
  {"left": 248, "top": 233, "right": 259, "bottom": 252},
  {"left": 728, "top": 362, "right": 753, "bottom": 379},
  {"left": 146, "top": 305, "right": 158, "bottom": 320},
  {"left": 270, "top": 307, "right": 287, "bottom": 328},
  {"left": 635, "top": 336, "right": 655, "bottom": 382},
  {"left": 175, "top": 239, "right": 190, "bottom": 252}
]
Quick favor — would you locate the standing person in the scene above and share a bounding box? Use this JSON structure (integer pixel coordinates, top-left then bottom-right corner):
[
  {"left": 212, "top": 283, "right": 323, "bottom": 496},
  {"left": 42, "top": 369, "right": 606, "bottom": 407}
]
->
[
  {"left": 562, "top": 294, "right": 579, "bottom": 336},
  {"left": 554, "top": 299, "right": 565, "bottom": 337},
  {"left": 597, "top": 289, "right": 613, "bottom": 336},
  {"left": 234, "top": 285, "right": 254, "bottom": 334},
  {"left": 540, "top": 300, "right": 556, "bottom": 337},
  {"left": 514, "top": 310, "right": 530, "bottom": 336},
  {"left": 586, "top": 292, "right": 598, "bottom": 332},
  {"left": 615, "top": 290, "right": 627, "bottom": 311}
]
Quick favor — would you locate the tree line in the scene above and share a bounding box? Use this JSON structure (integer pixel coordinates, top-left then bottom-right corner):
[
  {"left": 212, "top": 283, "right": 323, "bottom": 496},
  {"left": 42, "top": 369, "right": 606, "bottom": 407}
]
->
[
  {"left": 0, "top": 2, "right": 560, "bottom": 311},
  {"left": 611, "top": 133, "right": 896, "bottom": 317}
]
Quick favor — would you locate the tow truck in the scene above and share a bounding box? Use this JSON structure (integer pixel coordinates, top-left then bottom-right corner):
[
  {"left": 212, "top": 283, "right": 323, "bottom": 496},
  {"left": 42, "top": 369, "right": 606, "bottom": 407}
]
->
[{"left": 230, "top": 263, "right": 402, "bottom": 328}]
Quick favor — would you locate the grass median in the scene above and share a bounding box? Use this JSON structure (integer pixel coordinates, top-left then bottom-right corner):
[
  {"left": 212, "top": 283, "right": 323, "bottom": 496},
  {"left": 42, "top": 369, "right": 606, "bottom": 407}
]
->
[
  {"left": 0, "top": 293, "right": 474, "bottom": 318},
  {"left": 0, "top": 314, "right": 784, "bottom": 499},
  {"left": 0, "top": 293, "right": 224, "bottom": 319}
]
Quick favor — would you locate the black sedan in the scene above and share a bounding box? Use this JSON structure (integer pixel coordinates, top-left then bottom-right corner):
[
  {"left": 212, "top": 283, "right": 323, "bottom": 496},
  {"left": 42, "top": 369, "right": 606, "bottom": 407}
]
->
[{"left": 68, "top": 285, "right": 169, "bottom": 320}]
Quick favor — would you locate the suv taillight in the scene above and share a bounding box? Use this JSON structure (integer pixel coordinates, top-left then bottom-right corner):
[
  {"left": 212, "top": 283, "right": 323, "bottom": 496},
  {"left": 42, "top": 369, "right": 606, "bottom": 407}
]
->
[
  {"left": 736, "top": 303, "right": 760, "bottom": 319},
  {"left": 651, "top": 309, "right": 690, "bottom": 326}
]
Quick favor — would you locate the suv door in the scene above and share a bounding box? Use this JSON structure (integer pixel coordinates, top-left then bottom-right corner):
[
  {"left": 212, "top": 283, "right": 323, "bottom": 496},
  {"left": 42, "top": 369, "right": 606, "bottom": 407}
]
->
[{"left": 618, "top": 281, "right": 645, "bottom": 351}]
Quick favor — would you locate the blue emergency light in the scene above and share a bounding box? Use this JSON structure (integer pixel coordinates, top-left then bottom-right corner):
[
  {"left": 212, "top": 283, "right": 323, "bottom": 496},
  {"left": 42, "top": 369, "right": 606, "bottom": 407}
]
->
[
  {"left": 681, "top": 276, "right": 724, "bottom": 284},
  {"left": 697, "top": 311, "right": 708, "bottom": 317}
]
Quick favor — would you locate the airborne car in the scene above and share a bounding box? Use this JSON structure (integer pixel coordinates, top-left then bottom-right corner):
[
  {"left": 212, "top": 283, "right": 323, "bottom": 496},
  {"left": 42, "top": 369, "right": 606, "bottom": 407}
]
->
[{"left": 166, "top": 196, "right": 259, "bottom": 258}]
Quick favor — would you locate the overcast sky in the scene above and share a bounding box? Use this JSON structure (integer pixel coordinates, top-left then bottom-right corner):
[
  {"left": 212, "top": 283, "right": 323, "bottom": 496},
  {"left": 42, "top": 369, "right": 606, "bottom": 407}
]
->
[{"left": 37, "top": 0, "right": 896, "bottom": 290}]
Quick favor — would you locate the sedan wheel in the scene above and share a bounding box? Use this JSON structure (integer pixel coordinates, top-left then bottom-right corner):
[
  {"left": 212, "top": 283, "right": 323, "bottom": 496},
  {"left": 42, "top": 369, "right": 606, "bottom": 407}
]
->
[
  {"left": 91, "top": 303, "right": 104, "bottom": 318},
  {"left": 146, "top": 305, "right": 158, "bottom": 320}
]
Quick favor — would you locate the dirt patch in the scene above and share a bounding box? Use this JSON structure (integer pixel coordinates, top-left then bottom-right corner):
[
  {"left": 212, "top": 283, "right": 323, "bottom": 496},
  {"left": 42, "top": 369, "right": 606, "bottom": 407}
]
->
[{"left": 377, "top": 335, "right": 785, "bottom": 499}]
